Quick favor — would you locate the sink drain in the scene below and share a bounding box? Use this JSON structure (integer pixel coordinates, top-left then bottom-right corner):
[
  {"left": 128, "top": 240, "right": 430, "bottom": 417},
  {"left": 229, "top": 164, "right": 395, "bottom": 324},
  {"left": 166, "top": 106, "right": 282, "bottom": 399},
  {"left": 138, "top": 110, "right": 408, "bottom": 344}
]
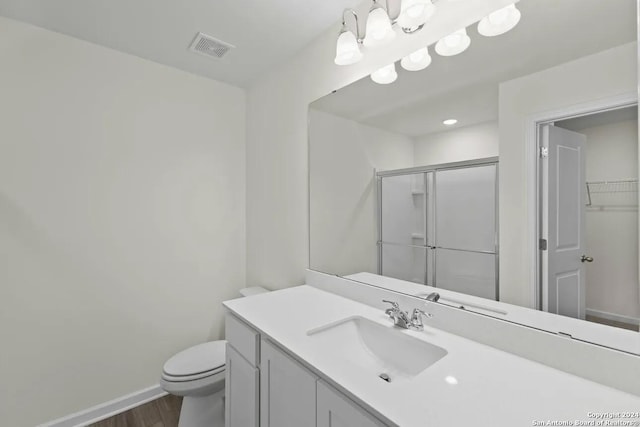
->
[{"left": 378, "top": 373, "right": 391, "bottom": 383}]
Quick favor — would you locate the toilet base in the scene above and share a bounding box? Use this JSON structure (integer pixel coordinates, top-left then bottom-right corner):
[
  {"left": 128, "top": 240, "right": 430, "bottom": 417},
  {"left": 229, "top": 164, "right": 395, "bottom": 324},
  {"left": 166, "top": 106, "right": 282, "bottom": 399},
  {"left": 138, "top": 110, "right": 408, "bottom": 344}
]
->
[{"left": 178, "top": 389, "right": 225, "bottom": 427}]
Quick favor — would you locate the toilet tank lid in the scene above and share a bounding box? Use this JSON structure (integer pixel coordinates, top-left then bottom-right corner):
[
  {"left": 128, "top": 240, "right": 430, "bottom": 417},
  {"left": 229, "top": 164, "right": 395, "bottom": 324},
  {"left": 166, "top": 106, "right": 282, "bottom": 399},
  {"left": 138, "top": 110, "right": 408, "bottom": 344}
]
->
[
  {"left": 163, "top": 341, "right": 226, "bottom": 377},
  {"left": 239, "top": 286, "right": 269, "bottom": 297}
]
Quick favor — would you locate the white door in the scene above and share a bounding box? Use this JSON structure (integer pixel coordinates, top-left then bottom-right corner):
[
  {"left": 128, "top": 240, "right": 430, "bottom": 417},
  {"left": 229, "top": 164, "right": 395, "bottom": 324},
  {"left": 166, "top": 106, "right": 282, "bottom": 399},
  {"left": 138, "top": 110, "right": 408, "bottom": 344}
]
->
[
  {"left": 316, "top": 381, "right": 387, "bottom": 427},
  {"left": 225, "top": 344, "right": 259, "bottom": 427},
  {"left": 542, "top": 125, "right": 587, "bottom": 319},
  {"left": 260, "top": 339, "right": 317, "bottom": 427}
]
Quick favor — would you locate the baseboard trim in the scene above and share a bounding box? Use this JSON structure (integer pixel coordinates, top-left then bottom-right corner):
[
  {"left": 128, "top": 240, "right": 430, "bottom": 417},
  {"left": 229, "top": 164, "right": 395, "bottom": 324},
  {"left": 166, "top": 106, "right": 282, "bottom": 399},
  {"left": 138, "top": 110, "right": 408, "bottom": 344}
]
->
[
  {"left": 39, "top": 384, "right": 167, "bottom": 427},
  {"left": 586, "top": 308, "right": 640, "bottom": 326}
]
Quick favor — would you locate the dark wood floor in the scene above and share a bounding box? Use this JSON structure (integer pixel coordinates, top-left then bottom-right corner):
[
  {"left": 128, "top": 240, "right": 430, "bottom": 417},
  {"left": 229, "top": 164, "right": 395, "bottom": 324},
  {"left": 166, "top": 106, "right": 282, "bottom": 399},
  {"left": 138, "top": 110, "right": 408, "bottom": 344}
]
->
[{"left": 88, "top": 395, "right": 182, "bottom": 427}]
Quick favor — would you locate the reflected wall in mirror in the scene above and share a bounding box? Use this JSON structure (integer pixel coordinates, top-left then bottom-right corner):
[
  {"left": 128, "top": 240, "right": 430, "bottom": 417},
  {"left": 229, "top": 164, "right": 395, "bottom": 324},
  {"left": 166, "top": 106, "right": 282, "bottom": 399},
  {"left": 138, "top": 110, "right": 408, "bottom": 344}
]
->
[{"left": 309, "top": 0, "right": 639, "bottom": 350}]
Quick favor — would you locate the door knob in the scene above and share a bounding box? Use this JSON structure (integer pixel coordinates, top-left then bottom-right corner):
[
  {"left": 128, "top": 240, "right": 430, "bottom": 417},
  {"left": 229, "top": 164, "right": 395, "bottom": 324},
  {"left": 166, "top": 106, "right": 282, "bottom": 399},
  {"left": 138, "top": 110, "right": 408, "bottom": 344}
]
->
[{"left": 581, "top": 255, "right": 594, "bottom": 263}]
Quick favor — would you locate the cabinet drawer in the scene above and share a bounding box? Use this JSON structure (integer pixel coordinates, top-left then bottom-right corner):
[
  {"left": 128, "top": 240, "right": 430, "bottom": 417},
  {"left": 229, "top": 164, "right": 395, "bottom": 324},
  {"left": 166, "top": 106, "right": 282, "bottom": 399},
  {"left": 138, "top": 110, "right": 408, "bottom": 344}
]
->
[{"left": 225, "top": 312, "right": 259, "bottom": 367}]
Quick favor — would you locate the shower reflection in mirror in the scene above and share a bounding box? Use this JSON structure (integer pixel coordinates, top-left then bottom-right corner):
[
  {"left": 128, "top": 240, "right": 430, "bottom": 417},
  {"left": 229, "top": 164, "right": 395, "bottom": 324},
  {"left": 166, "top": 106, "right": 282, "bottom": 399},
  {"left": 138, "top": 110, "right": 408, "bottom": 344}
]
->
[{"left": 309, "top": 0, "right": 639, "bottom": 336}]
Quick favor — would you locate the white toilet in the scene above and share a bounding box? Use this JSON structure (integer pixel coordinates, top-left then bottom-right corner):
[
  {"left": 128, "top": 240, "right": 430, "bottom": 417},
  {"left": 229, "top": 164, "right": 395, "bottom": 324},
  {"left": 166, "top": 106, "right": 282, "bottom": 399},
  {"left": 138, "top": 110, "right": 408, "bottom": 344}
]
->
[{"left": 160, "top": 287, "right": 268, "bottom": 427}]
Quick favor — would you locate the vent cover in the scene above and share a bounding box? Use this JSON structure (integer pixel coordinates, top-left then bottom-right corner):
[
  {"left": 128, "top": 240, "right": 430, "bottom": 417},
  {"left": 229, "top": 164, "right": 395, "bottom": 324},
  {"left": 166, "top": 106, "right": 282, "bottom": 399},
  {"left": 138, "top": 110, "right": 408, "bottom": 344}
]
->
[{"left": 189, "top": 32, "right": 234, "bottom": 59}]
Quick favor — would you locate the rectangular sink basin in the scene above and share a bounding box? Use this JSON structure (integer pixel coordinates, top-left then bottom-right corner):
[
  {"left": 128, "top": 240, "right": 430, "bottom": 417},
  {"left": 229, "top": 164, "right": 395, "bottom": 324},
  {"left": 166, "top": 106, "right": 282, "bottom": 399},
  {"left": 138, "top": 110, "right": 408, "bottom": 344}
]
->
[{"left": 307, "top": 316, "right": 447, "bottom": 382}]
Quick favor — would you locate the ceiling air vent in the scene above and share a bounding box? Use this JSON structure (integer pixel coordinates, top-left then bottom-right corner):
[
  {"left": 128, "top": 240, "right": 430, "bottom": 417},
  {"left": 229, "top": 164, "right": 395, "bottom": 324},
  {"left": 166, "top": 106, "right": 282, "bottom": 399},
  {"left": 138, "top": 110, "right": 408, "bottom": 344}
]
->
[{"left": 189, "top": 32, "right": 234, "bottom": 59}]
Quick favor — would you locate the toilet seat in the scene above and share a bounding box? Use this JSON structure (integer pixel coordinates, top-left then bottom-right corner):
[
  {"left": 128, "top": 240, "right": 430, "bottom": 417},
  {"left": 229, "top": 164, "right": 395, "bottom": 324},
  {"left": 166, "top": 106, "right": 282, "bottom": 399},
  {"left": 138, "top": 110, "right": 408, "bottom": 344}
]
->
[
  {"left": 162, "top": 340, "right": 226, "bottom": 383},
  {"left": 162, "top": 365, "right": 225, "bottom": 382}
]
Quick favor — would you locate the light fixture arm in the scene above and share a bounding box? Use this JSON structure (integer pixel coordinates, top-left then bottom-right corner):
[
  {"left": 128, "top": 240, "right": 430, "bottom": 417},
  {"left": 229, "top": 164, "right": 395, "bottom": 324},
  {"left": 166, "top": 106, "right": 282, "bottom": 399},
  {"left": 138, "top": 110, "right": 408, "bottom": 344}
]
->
[{"left": 341, "top": 9, "right": 363, "bottom": 43}]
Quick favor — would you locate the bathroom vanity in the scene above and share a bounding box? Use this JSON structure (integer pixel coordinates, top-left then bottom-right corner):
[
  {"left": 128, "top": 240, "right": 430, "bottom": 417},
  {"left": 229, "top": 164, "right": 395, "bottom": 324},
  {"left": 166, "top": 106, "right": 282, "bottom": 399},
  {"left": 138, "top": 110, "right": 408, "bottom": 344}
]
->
[{"left": 223, "top": 282, "right": 640, "bottom": 427}]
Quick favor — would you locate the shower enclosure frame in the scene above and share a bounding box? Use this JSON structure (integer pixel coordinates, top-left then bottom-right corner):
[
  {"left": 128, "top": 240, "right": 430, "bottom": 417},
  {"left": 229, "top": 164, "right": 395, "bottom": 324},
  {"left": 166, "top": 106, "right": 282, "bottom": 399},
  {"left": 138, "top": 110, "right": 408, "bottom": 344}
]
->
[{"left": 376, "top": 156, "right": 500, "bottom": 300}]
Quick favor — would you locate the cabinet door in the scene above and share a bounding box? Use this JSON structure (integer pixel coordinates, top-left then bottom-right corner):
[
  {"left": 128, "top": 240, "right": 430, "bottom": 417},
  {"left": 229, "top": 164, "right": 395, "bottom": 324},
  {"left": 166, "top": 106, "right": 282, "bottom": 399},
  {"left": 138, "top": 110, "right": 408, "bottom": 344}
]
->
[
  {"left": 317, "top": 381, "right": 388, "bottom": 427},
  {"left": 225, "top": 344, "right": 259, "bottom": 427},
  {"left": 260, "top": 339, "right": 317, "bottom": 427}
]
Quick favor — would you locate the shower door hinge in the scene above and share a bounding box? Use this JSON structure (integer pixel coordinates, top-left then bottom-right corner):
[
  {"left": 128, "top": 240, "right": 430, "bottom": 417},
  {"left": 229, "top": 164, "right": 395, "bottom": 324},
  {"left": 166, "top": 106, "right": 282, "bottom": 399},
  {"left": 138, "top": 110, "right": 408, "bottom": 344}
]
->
[
  {"left": 539, "top": 147, "right": 549, "bottom": 158},
  {"left": 539, "top": 239, "right": 547, "bottom": 250}
]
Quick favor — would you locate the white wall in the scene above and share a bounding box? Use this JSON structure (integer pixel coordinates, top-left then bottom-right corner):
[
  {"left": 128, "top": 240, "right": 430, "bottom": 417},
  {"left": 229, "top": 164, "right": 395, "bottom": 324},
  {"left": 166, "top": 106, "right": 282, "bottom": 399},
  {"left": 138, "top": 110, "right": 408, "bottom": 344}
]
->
[
  {"left": 498, "top": 42, "right": 637, "bottom": 308},
  {"left": 245, "top": 0, "right": 516, "bottom": 290},
  {"left": 581, "top": 119, "right": 640, "bottom": 321},
  {"left": 413, "top": 121, "right": 499, "bottom": 166},
  {"left": 309, "top": 109, "right": 413, "bottom": 277},
  {"left": 0, "top": 17, "right": 246, "bottom": 426}
]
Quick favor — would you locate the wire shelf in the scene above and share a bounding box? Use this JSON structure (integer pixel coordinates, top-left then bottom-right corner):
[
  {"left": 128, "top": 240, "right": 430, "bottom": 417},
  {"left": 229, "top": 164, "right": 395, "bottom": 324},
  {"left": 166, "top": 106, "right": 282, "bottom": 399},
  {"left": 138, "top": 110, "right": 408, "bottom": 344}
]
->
[{"left": 586, "top": 179, "right": 638, "bottom": 208}]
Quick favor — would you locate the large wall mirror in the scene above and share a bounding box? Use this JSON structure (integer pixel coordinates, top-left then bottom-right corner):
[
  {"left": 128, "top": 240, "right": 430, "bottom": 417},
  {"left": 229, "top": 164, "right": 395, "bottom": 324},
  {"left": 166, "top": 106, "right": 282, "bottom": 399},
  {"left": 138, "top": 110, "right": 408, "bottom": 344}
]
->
[{"left": 309, "top": 0, "right": 640, "bottom": 354}]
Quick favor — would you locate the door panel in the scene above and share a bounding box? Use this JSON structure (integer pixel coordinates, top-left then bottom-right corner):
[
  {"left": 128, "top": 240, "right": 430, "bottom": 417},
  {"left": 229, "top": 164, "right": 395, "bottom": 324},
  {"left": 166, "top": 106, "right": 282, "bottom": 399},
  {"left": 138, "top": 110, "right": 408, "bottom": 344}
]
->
[
  {"left": 436, "top": 249, "right": 497, "bottom": 300},
  {"left": 543, "top": 125, "right": 587, "bottom": 319},
  {"left": 381, "top": 173, "right": 425, "bottom": 246},
  {"left": 260, "top": 339, "right": 317, "bottom": 427},
  {"left": 316, "top": 381, "right": 387, "bottom": 427},
  {"left": 435, "top": 165, "right": 497, "bottom": 252},
  {"left": 556, "top": 271, "right": 581, "bottom": 318},
  {"left": 557, "top": 146, "right": 581, "bottom": 250},
  {"left": 225, "top": 344, "right": 259, "bottom": 427},
  {"left": 380, "top": 244, "right": 426, "bottom": 285}
]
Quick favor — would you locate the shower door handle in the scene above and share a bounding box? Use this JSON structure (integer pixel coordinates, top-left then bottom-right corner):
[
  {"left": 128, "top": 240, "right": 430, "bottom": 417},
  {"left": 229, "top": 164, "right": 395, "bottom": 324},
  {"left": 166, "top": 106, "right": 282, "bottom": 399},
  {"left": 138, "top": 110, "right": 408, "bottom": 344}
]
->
[{"left": 581, "top": 255, "right": 594, "bottom": 263}]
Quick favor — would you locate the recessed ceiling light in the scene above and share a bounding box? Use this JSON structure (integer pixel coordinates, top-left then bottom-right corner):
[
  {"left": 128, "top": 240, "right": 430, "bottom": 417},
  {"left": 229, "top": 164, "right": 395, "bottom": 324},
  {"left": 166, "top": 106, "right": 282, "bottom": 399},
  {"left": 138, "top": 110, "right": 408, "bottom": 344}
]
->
[
  {"left": 445, "top": 376, "right": 459, "bottom": 385},
  {"left": 443, "top": 119, "right": 458, "bottom": 126}
]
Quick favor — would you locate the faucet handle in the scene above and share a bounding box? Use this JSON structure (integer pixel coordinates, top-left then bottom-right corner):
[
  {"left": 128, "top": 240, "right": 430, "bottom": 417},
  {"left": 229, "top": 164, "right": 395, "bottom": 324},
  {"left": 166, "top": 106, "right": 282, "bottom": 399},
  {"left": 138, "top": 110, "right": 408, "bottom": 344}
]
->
[
  {"left": 425, "top": 292, "right": 440, "bottom": 302},
  {"left": 409, "top": 308, "right": 433, "bottom": 331},
  {"left": 412, "top": 308, "right": 433, "bottom": 319},
  {"left": 382, "top": 300, "right": 400, "bottom": 310}
]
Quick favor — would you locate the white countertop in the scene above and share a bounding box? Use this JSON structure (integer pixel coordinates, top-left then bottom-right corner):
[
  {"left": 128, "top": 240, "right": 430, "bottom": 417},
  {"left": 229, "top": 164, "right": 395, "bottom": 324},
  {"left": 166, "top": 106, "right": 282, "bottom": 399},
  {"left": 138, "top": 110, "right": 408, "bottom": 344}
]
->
[
  {"left": 347, "top": 272, "right": 640, "bottom": 355},
  {"left": 223, "top": 285, "right": 640, "bottom": 427}
]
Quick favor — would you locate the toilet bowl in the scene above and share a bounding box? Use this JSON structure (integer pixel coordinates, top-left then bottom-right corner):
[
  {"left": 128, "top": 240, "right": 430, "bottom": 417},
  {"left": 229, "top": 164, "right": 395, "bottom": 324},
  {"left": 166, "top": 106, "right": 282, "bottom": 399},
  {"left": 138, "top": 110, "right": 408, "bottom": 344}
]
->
[{"left": 160, "top": 287, "right": 269, "bottom": 427}]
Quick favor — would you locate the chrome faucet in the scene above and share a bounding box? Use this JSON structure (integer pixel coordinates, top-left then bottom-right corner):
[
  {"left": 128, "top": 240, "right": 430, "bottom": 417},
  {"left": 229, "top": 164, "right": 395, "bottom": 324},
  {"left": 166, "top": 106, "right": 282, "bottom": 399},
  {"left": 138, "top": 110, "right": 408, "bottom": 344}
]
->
[
  {"left": 383, "top": 300, "right": 432, "bottom": 331},
  {"left": 383, "top": 300, "right": 411, "bottom": 329},
  {"left": 425, "top": 292, "right": 440, "bottom": 302}
]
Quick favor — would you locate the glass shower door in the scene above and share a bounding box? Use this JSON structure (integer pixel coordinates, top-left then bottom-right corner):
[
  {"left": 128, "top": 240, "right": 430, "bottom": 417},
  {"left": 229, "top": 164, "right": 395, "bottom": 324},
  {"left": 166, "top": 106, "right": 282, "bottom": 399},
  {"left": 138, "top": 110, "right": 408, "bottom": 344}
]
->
[
  {"left": 379, "top": 173, "right": 430, "bottom": 284},
  {"left": 434, "top": 164, "right": 498, "bottom": 299}
]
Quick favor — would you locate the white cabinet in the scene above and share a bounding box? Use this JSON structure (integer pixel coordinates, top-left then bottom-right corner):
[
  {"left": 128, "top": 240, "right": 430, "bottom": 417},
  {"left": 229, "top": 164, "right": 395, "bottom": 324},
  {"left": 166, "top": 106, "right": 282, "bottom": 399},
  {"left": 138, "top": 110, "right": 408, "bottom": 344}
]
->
[
  {"left": 317, "top": 380, "right": 387, "bottom": 427},
  {"left": 225, "top": 344, "right": 259, "bottom": 427},
  {"left": 225, "top": 312, "right": 389, "bottom": 427},
  {"left": 260, "top": 339, "right": 317, "bottom": 427}
]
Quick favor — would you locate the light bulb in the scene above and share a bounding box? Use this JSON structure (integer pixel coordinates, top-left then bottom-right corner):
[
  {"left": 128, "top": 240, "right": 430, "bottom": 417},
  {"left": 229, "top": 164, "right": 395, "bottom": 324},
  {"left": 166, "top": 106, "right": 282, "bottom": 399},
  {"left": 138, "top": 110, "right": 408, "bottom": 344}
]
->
[
  {"left": 478, "top": 4, "right": 521, "bottom": 37},
  {"left": 407, "top": 4, "right": 425, "bottom": 18},
  {"left": 401, "top": 47, "right": 432, "bottom": 71},
  {"left": 334, "top": 30, "right": 362, "bottom": 65},
  {"left": 398, "top": 0, "right": 436, "bottom": 32},
  {"left": 371, "top": 63, "right": 398, "bottom": 84},
  {"left": 410, "top": 50, "right": 424, "bottom": 62},
  {"left": 445, "top": 33, "right": 462, "bottom": 47},
  {"left": 443, "top": 119, "right": 458, "bottom": 126},
  {"left": 489, "top": 8, "right": 509, "bottom": 25},
  {"left": 363, "top": 6, "right": 395, "bottom": 48},
  {"left": 435, "top": 28, "right": 470, "bottom": 56}
]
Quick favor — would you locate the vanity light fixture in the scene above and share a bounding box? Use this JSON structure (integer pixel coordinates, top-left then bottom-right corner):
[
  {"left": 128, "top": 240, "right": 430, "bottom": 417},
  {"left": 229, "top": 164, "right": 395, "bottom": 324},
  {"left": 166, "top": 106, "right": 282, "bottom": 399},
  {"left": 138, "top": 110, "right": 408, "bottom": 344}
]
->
[
  {"left": 371, "top": 63, "right": 398, "bottom": 84},
  {"left": 443, "top": 119, "right": 458, "bottom": 126},
  {"left": 363, "top": 0, "right": 396, "bottom": 48},
  {"left": 435, "top": 28, "right": 471, "bottom": 56},
  {"left": 398, "top": 0, "right": 437, "bottom": 34},
  {"left": 334, "top": 2, "right": 523, "bottom": 87},
  {"left": 478, "top": 4, "right": 521, "bottom": 37},
  {"left": 400, "top": 47, "right": 432, "bottom": 71},
  {"left": 334, "top": 10, "right": 363, "bottom": 65}
]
